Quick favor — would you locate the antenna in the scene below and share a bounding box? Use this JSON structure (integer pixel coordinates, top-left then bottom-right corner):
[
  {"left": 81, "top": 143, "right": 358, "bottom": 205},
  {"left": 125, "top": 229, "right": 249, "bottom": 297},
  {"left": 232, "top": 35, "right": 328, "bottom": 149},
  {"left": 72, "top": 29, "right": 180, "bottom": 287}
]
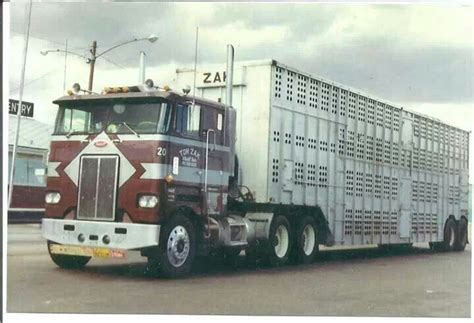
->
[{"left": 192, "top": 26, "right": 199, "bottom": 109}]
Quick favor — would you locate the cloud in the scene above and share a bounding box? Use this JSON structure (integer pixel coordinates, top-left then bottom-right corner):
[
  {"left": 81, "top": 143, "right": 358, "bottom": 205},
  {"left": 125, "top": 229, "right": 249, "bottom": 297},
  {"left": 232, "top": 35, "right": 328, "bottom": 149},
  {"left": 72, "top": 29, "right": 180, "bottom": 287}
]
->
[{"left": 8, "top": 2, "right": 474, "bottom": 129}]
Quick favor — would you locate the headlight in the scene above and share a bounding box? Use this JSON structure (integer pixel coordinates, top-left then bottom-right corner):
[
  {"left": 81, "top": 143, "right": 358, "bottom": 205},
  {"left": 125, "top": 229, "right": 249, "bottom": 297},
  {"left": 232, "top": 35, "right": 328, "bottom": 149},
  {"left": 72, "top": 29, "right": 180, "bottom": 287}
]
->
[
  {"left": 138, "top": 195, "right": 158, "bottom": 208},
  {"left": 45, "top": 192, "right": 61, "bottom": 204}
]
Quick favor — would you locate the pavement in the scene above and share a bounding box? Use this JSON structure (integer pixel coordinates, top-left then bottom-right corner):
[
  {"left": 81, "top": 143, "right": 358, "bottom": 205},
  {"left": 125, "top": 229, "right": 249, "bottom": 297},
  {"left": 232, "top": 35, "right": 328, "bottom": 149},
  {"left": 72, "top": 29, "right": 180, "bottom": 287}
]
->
[{"left": 6, "top": 223, "right": 471, "bottom": 317}]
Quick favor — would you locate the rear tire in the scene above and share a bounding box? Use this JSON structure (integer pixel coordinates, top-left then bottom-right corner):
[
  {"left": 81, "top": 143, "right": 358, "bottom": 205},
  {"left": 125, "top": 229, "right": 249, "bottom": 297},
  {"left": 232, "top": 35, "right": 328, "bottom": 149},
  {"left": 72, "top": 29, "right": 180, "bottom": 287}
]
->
[
  {"left": 293, "top": 216, "right": 318, "bottom": 264},
  {"left": 265, "top": 215, "right": 292, "bottom": 267},
  {"left": 443, "top": 218, "right": 457, "bottom": 251},
  {"left": 47, "top": 241, "right": 91, "bottom": 269},
  {"left": 149, "top": 214, "right": 197, "bottom": 278},
  {"left": 454, "top": 218, "right": 468, "bottom": 251}
]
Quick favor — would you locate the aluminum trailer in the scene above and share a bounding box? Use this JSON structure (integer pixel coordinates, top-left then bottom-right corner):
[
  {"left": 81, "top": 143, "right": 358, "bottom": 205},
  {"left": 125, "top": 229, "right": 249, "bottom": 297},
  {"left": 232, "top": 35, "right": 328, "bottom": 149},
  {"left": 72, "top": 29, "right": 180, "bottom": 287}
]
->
[{"left": 176, "top": 59, "right": 470, "bottom": 248}]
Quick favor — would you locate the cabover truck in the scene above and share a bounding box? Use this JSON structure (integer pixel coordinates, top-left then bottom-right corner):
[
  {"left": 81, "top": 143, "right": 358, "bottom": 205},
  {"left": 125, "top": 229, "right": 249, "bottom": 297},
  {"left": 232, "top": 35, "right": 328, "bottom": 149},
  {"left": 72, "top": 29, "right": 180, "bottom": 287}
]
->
[{"left": 42, "top": 46, "right": 470, "bottom": 278}]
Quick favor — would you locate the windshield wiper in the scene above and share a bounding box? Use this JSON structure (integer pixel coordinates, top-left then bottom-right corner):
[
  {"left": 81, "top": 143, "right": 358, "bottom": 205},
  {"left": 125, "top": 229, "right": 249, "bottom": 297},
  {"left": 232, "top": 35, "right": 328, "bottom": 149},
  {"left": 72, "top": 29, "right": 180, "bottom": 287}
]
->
[{"left": 121, "top": 122, "right": 140, "bottom": 138}]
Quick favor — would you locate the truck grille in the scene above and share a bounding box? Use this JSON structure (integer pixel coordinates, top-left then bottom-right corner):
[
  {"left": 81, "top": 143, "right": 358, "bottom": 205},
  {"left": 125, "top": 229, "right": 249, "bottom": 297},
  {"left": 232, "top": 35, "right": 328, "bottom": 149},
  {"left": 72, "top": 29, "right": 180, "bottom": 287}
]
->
[{"left": 77, "top": 156, "right": 119, "bottom": 221}]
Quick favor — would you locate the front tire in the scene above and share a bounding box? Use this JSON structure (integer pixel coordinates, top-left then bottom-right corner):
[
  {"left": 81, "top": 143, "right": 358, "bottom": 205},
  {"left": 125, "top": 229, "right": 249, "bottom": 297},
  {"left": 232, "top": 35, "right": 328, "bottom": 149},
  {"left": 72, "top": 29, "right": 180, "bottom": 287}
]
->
[
  {"left": 150, "top": 214, "right": 197, "bottom": 278},
  {"left": 265, "top": 215, "right": 292, "bottom": 267},
  {"left": 47, "top": 241, "right": 91, "bottom": 269}
]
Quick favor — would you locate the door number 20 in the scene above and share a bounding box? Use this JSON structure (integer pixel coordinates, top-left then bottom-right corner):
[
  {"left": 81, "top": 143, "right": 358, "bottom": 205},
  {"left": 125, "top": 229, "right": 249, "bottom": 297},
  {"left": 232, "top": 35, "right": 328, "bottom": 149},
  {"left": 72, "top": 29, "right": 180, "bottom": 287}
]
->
[{"left": 157, "top": 147, "right": 167, "bottom": 156}]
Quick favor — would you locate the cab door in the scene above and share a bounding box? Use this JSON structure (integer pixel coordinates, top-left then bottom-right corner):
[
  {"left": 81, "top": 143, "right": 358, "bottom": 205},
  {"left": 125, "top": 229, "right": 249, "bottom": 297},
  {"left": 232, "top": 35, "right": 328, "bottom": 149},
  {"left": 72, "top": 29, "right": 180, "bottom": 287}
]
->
[
  {"left": 201, "top": 107, "right": 226, "bottom": 216},
  {"left": 173, "top": 102, "right": 205, "bottom": 215}
]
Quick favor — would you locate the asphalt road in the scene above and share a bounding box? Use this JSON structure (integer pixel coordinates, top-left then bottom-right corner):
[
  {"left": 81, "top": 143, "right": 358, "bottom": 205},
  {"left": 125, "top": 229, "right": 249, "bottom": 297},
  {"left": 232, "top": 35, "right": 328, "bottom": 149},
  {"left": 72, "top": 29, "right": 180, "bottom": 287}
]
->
[{"left": 7, "top": 224, "right": 471, "bottom": 317}]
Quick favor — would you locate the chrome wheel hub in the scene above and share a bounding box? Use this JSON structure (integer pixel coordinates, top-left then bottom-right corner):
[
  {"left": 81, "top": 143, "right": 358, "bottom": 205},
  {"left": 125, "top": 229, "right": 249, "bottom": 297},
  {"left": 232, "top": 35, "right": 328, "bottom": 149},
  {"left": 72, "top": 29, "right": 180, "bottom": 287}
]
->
[{"left": 167, "top": 225, "right": 190, "bottom": 268}]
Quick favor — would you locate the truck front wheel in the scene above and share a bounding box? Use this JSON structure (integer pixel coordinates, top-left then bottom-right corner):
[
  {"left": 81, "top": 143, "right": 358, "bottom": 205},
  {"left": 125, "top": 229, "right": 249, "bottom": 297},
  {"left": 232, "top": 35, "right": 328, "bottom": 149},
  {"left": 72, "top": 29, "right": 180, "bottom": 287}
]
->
[
  {"left": 151, "top": 214, "right": 197, "bottom": 278},
  {"left": 47, "top": 241, "right": 91, "bottom": 269}
]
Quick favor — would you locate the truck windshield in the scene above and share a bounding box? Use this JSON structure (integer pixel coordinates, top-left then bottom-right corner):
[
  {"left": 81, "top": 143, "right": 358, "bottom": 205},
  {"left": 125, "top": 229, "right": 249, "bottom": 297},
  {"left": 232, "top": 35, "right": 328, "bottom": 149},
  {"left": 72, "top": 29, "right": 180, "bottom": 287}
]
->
[{"left": 54, "top": 100, "right": 172, "bottom": 135}]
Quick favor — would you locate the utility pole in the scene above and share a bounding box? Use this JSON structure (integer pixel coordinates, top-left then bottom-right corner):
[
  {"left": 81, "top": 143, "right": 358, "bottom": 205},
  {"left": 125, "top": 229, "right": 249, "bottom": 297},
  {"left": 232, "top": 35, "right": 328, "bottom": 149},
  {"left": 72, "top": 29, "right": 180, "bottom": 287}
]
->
[
  {"left": 42, "top": 35, "right": 158, "bottom": 92},
  {"left": 88, "top": 40, "right": 97, "bottom": 91}
]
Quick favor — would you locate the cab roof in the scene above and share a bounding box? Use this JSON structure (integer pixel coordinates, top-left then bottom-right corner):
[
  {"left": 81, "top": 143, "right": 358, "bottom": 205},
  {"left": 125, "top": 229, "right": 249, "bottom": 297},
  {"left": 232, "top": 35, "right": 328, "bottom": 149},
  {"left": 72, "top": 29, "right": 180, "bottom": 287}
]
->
[{"left": 53, "top": 89, "right": 231, "bottom": 111}]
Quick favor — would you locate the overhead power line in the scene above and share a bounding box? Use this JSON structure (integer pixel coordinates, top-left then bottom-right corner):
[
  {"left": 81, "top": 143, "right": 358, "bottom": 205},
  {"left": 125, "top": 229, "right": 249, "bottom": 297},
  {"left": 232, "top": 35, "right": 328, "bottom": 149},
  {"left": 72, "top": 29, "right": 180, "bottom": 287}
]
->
[
  {"left": 10, "top": 68, "right": 61, "bottom": 94},
  {"left": 10, "top": 29, "right": 88, "bottom": 51},
  {"left": 100, "top": 54, "right": 127, "bottom": 70}
]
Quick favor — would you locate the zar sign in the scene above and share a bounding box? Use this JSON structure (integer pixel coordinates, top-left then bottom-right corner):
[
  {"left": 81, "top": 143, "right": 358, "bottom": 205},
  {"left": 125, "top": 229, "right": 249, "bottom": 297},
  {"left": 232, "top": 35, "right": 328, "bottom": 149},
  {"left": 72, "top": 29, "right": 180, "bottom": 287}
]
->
[
  {"left": 203, "top": 71, "right": 227, "bottom": 85},
  {"left": 9, "top": 99, "right": 34, "bottom": 118}
]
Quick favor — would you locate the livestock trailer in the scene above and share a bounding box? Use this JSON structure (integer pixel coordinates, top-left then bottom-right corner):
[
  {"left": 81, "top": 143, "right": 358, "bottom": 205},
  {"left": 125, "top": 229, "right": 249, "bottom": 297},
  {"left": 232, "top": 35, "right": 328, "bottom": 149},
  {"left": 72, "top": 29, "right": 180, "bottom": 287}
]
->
[{"left": 175, "top": 58, "right": 470, "bottom": 248}]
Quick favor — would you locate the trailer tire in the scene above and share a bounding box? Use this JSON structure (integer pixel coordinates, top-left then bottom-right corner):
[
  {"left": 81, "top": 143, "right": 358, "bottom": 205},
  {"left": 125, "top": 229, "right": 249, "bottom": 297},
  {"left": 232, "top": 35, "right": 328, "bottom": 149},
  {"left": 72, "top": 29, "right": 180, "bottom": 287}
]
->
[
  {"left": 47, "top": 241, "right": 91, "bottom": 269},
  {"left": 293, "top": 216, "right": 318, "bottom": 264},
  {"left": 265, "top": 215, "right": 292, "bottom": 267},
  {"left": 152, "top": 214, "right": 197, "bottom": 278},
  {"left": 454, "top": 218, "right": 468, "bottom": 252},
  {"left": 442, "top": 218, "right": 457, "bottom": 252}
]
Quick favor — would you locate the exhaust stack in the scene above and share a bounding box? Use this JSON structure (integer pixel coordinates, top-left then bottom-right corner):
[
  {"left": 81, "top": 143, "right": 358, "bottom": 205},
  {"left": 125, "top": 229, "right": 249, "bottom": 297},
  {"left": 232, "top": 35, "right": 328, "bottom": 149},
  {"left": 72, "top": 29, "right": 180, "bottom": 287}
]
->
[
  {"left": 226, "top": 44, "right": 234, "bottom": 107},
  {"left": 139, "top": 51, "right": 146, "bottom": 84}
]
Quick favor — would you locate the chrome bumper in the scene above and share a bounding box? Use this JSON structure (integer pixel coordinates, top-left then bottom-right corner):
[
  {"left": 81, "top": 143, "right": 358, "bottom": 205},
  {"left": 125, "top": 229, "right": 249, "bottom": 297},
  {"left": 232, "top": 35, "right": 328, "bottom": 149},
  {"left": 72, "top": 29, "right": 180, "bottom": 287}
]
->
[{"left": 42, "top": 218, "right": 160, "bottom": 250}]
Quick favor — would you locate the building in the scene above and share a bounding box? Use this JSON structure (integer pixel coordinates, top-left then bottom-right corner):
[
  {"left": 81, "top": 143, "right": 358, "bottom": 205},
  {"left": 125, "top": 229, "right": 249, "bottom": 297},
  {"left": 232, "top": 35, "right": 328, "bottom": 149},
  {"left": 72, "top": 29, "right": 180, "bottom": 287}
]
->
[{"left": 8, "top": 115, "right": 53, "bottom": 222}]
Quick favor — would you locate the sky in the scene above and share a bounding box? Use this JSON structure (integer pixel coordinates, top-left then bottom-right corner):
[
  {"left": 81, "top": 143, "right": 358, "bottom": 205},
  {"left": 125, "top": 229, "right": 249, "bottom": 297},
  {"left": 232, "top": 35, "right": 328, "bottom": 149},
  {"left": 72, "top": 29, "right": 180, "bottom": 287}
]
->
[{"left": 7, "top": 1, "right": 474, "bottom": 131}]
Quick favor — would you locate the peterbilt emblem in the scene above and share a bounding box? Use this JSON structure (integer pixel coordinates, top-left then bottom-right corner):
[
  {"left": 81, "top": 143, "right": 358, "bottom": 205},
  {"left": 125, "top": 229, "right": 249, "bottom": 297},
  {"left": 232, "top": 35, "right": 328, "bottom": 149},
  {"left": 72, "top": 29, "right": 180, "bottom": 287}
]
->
[{"left": 94, "top": 140, "right": 108, "bottom": 148}]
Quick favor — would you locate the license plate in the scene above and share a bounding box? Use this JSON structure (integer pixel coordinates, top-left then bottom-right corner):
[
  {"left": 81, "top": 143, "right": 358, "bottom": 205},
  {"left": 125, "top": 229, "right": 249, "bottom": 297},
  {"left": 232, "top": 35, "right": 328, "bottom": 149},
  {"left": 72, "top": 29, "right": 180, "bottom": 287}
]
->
[{"left": 49, "top": 244, "right": 125, "bottom": 259}]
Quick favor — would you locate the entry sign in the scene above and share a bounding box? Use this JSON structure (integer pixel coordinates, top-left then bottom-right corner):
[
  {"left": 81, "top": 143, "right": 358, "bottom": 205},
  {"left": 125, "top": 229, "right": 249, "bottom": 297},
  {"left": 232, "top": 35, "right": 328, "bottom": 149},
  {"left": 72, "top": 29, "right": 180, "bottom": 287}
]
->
[{"left": 9, "top": 99, "right": 34, "bottom": 118}]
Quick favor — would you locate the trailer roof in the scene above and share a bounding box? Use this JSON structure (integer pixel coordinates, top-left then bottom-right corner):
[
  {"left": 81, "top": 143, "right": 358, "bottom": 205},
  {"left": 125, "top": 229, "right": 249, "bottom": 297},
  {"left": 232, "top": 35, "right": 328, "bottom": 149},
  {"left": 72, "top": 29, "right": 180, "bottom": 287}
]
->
[{"left": 177, "top": 58, "right": 469, "bottom": 133}]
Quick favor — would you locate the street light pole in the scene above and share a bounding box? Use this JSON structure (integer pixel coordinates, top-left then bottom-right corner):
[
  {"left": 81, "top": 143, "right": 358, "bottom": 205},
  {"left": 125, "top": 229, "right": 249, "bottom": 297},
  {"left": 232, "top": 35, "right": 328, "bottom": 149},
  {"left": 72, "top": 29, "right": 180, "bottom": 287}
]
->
[
  {"left": 41, "top": 34, "right": 158, "bottom": 92},
  {"left": 88, "top": 40, "right": 97, "bottom": 91},
  {"left": 9, "top": 0, "right": 33, "bottom": 208}
]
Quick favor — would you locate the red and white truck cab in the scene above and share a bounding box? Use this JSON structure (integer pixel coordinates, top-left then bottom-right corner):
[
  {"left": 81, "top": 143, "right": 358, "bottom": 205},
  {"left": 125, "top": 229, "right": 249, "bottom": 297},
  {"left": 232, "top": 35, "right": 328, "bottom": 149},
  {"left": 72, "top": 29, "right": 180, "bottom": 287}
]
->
[{"left": 42, "top": 82, "right": 244, "bottom": 277}]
